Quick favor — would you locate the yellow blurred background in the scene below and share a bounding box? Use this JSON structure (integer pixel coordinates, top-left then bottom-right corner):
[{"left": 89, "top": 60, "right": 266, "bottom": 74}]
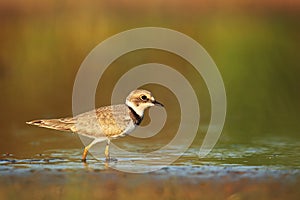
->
[{"left": 0, "top": 0, "right": 300, "bottom": 155}]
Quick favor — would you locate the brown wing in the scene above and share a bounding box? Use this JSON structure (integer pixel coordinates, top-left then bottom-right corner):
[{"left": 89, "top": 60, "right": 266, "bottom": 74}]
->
[
  {"left": 27, "top": 104, "right": 133, "bottom": 138},
  {"left": 71, "top": 104, "right": 132, "bottom": 138}
]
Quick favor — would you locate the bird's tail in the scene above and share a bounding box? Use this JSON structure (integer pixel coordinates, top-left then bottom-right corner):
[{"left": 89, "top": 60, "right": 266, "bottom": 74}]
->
[{"left": 26, "top": 118, "right": 76, "bottom": 132}]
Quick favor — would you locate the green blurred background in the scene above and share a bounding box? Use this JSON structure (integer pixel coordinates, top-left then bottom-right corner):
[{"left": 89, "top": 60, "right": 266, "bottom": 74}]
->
[{"left": 0, "top": 0, "right": 299, "bottom": 156}]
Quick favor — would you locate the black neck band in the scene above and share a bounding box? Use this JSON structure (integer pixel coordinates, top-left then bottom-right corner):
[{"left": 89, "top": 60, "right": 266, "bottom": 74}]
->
[{"left": 128, "top": 106, "right": 143, "bottom": 125}]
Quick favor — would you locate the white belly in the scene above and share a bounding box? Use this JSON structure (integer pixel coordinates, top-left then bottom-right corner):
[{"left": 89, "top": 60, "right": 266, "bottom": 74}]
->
[{"left": 112, "top": 120, "right": 136, "bottom": 138}]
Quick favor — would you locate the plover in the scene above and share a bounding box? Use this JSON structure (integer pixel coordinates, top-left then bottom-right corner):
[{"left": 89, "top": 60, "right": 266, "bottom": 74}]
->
[{"left": 26, "top": 89, "right": 164, "bottom": 162}]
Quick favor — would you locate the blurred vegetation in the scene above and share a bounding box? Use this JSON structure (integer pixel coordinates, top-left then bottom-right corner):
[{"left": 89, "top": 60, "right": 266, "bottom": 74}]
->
[{"left": 0, "top": 0, "right": 300, "bottom": 154}]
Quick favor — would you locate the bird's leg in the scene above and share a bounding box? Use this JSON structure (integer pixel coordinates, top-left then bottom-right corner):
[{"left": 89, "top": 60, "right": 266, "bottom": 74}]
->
[
  {"left": 82, "top": 147, "right": 89, "bottom": 162},
  {"left": 105, "top": 139, "right": 110, "bottom": 161},
  {"left": 81, "top": 139, "right": 99, "bottom": 162},
  {"left": 104, "top": 139, "right": 118, "bottom": 162}
]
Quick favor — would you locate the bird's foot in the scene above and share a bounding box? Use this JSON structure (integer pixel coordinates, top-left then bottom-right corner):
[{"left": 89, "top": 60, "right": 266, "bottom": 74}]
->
[{"left": 105, "top": 157, "right": 118, "bottom": 163}]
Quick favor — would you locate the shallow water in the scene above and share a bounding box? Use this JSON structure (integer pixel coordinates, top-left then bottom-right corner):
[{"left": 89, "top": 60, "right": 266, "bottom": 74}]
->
[
  {"left": 1, "top": 136, "right": 299, "bottom": 174},
  {"left": 1, "top": 136, "right": 299, "bottom": 199}
]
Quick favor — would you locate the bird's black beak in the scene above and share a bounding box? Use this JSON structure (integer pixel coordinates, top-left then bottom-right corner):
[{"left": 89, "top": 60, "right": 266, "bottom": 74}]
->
[{"left": 153, "top": 100, "right": 164, "bottom": 107}]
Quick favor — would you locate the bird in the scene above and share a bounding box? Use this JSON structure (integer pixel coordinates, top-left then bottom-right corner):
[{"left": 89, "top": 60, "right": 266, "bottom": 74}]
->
[{"left": 26, "top": 89, "right": 164, "bottom": 162}]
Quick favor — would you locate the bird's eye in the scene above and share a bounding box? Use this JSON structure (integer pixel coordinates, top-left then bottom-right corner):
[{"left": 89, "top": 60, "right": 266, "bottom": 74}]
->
[{"left": 140, "top": 95, "right": 148, "bottom": 101}]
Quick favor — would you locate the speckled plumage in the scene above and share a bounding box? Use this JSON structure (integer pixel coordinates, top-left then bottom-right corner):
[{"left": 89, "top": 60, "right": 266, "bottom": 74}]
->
[{"left": 75, "top": 104, "right": 135, "bottom": 138}]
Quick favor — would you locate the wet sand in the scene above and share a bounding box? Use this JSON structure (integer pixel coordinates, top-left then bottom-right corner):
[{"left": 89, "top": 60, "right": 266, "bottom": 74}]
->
[{"left": 1, "top": 169, "right": 299, "bottom": 200}]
